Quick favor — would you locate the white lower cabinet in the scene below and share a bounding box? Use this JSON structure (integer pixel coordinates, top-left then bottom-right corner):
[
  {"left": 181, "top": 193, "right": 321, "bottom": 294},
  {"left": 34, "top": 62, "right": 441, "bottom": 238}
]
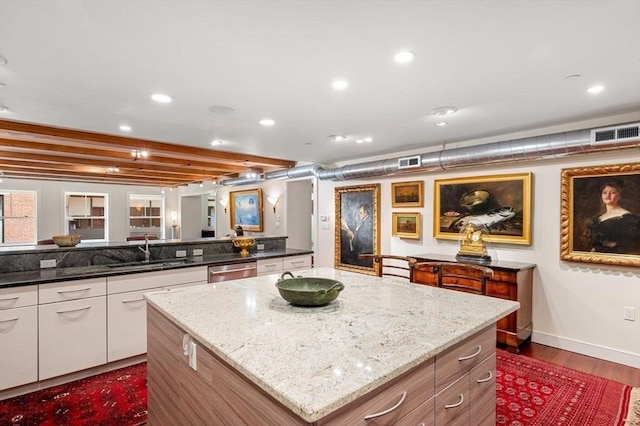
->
[
  {"left": 257, "top": 255, "right": 313, "bottom": 276},
  {"left": 39, "top": 296, "right": 107, "bottom": 380},
  {"left": 0, "top": 305, "right": 38, "bottom": 390},
  {"left": 107, "top": 287, "right": 162, "bottom": 362}
]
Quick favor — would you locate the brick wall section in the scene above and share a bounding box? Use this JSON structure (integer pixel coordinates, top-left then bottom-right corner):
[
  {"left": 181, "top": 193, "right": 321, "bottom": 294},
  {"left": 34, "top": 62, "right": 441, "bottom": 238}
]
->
[{"left": 2, "top": 192, "right": 36, "bottom": 243}]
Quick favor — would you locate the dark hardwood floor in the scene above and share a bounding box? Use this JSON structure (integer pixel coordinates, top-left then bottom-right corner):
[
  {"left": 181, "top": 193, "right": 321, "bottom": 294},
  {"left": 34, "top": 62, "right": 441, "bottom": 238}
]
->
[{"left": 502, "top": 341, "right": 640, "bottom": 388}]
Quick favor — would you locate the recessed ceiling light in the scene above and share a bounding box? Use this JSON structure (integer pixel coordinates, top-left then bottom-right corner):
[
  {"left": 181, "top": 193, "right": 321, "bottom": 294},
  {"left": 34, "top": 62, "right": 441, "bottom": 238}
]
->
[
  {"left": 328, "top": 135, "right": 346, "bottom": 142},
  {"left": 208, "top": 105, "right": 235, "bottom": 115},
  {"left": 363, "top": 137, "right": 372, "bottom": 143},
  {"left": 119, "top": 125, "right": 131, "bottom": 132},
  {"left": 564, "top": 74, "right": 581, "bottom": 81},
  {"left": 435, "top": 121, "right": 447, "bottom": 127},
  {"left": 332, "top": 80, "right": 349, "bottom": 90},
  {"left": 151, "top": 93, "right": 173, "bottom": 103},
  {"left": 430, "top": 106, "right": 458, "bottom": 116},
  {"left": 211, "top": 139, "right": 223, "bottom": 146},
  {"left": 0, "top": 106, "right": 9, "bottom": 113},
  {"left": 356, "top": 139, "right": 364, "bottom": 144},
  {"left": 106, "top": 167, "right": 120, "bottom": 173},
  {"left": 259, "top": 119, "right": 275, "bottom": 126},
  {"left": 394, "top": 50, "right": 415, "bottom": 63},
  {"left": 587, "top": 85, "right": 604, "bottom": 94}
]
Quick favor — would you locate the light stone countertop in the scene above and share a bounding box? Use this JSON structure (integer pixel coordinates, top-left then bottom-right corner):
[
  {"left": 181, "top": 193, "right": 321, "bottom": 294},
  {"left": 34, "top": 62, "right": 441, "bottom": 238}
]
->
[{"left": 144, "top": 267, "right": 520, "bottom": 422}]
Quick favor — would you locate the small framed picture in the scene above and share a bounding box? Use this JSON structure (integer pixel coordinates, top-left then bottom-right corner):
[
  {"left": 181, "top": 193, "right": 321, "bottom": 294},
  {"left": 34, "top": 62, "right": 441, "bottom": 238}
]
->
[
  {"left": 391, "top": 180, "right": 424, "bottom": 208},
  {"left": 392, "top": 212, "right": 421, "bottom": 240},
  {"left": 560, "top": 162, "right": 640, "bottom": 267},
  {"left": 229, "top": 188, "right": 264, "bottom": 232}
]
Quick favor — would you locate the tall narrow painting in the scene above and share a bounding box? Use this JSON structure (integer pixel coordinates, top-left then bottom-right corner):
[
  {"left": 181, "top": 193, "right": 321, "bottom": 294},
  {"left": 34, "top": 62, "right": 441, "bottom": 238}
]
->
[
  {"left": 335, "top": 184, "right": 380, "bottom": 275},
  {"left": 560, "top": 162, "right": 640, "bottom": 267}
]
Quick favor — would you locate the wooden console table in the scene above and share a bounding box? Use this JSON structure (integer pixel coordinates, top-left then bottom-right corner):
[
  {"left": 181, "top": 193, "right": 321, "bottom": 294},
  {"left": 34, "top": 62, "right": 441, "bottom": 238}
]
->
[{"left": 411, "top": 253, "right": 536, "bottom": 352}]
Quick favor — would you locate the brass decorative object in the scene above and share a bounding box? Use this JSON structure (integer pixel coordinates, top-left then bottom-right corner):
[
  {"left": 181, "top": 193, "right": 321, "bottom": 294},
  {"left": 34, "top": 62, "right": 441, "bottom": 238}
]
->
[
  {"left": 232, "top": 236, "right": 256, "bottom": 256},
  {"left": 456, "top": 223, "right": 491, "bottom": 263}
]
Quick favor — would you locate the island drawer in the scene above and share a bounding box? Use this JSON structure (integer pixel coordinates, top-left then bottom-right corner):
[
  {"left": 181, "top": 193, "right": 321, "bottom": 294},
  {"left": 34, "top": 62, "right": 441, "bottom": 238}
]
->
[
  {"left": 317, "top": 359, "right": 435, "bottom": 425},
  {"left": 0, "top": 286, "right": 38, "bottom": 309},
  {"left": 435, "top": 325, "right": 495, "bottom": 393},
  {"left": 39, "top": 278, "right": 106, "bottom": 304}
]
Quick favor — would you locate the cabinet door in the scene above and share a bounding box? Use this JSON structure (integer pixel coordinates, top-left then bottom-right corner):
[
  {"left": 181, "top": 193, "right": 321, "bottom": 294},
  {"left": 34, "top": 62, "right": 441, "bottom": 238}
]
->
[
  {"left": 0, "top": 306, "right": 38, "bottom": 390},
  {"left": 257, "top": 258, "right": 283, "bottom": 276},
  {"left": 469, "top": 354, "right": 495, "bottom": 426},
  {"left": 107, "top": 287, "right": 162, "bottom": 362},
  {"left": 39, "top": 296, "right": 107, "bottom": 380}
]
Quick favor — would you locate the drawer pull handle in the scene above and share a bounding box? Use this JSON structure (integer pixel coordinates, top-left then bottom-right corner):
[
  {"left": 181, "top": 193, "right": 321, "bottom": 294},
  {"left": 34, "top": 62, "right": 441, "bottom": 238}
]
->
[
  {"left": 0, "top": 296, "right": 19, "bottom": 301},
  {"left": 458, "top": 345, "right": 482, "bottom": 361},
  {"left": 122, "top": 298, "right": 145, "bottom": 304},
  {"left": 57, "top": 287, "right": 91, "bottom": 294},
  {"left": 363, "top": 391, "right": 407, "bottom": 420},
  {"left": 0, "top": 317, "right": 19, "bottom": 323},
  {"left": 265, "top": 264, "right": 277, "bottom": 267},
  {"left": 476, "top": 370, "right": 493, "bottom": 383},
  {"left": 290, "top": 260, "right": 304, "bottom": 264},
  {"left": 56, "top": 306, "right": 91, "bottom": 314},
  {"left": 445, "top": 393, "right": 464, "bottom": 409}
]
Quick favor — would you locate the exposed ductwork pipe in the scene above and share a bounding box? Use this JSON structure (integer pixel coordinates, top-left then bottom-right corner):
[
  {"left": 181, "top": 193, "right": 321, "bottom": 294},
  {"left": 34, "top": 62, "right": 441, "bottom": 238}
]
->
[{"left": 222, "top": 123, "right": 640, "bottom": 185}]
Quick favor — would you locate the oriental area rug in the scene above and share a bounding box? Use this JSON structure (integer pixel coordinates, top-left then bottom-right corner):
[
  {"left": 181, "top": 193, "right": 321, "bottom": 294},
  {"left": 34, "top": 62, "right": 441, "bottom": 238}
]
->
[{"left": 0, "top": 351, "right": 638, "bottom": 426}]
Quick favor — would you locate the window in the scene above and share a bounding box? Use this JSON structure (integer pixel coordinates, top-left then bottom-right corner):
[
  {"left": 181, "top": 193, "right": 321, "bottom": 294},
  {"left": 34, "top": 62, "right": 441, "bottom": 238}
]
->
[
  {"left": 0, "top": 190, "right": 37, "bottom": 245},
  {"left": 65, "top": 192, "right": 108, "bottom": 241},
  {"left": 129, "top": 194, "right": 164, "bottom": 239},
  {"left": 207, "top": 197, "right": 215, "bottom": 228}
]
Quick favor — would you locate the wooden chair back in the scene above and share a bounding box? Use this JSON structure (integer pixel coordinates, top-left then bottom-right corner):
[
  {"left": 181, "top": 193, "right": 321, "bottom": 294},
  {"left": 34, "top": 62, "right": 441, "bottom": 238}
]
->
[
  {"left": 359, "top": 254, "right": 416, "bottom": 280},
  {"left": 410, "top": 261, "right": 493, "bottom": 295},
  {"left": 37, "top": 239, "right": 55, "bottom": 245}
]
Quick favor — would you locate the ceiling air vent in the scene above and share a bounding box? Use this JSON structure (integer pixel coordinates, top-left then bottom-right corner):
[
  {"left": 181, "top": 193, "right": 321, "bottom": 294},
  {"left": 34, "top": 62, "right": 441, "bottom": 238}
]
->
[
  {"left": 592, "top": 123, "right": 640, "bottom": 142},
  {"left": 398, "top": 155, "right": 421, "bottom": 169}
]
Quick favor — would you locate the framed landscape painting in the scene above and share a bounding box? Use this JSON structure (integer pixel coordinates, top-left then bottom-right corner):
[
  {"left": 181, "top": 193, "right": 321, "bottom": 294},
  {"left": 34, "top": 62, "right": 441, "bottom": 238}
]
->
[
  {"left": 229, "top": 188, "right": 263, "bottom": 232},
  {"left": 560, "top": 162, "right": 640, "bottom": 267},
  {"left": 391, "top": 180, "right": 424, "bottom": 207},
  {"left": 434, "top": 173, "right": 532, "bottom": 244},
  {"left": 335, "top": 184, "right": 380, "bottom": 275},
  {"left": 392, "top": 212, "right": 421, "bottom": 240}
]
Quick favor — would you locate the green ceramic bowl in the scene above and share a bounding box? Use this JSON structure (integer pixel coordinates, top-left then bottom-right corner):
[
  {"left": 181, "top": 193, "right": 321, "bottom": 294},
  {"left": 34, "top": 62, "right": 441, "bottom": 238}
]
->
[{"left": 275, "top": 272, "right": 344, "bottom": 306}]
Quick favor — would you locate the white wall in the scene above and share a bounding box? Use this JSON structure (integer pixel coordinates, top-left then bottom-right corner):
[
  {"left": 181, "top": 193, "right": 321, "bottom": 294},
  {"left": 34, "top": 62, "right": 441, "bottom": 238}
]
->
[
  {"left": 0, "top": 179, "right": 177, "bottom": 242},
  {"left": 314, "top": 118, "right": 640, "bottom": 368}
]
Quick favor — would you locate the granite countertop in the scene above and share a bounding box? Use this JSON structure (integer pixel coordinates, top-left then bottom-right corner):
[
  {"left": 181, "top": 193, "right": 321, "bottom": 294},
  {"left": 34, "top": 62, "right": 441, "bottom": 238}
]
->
[
  {"left": 0, "top": 248, "right": 312, "bottom": 288},
  {"left": 144, "top": 267, "right": 520, "bottom": 423}
]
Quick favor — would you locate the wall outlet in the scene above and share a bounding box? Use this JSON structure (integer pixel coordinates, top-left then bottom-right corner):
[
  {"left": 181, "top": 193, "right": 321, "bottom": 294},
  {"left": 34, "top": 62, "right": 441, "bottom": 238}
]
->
[
  {"left": 193, "top": 248, "right": 203, "bottom": 256},
  {"left": 257, "top": 244, "right": 265, "bottom": 250},
  {"left": 623, "top": 307, "right": 636, "bottom": 321},
  {"left": 40, "top": 259, "right": 57, "bottom": 268},
  {"left": 176, "top": 250, "right": 187, "bottom": 258}
]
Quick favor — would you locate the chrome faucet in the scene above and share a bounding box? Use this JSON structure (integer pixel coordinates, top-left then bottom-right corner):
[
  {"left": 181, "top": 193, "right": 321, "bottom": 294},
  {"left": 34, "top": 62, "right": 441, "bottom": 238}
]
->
[{"left": 138, "top": 235, "right": 151, "bottom": 263}]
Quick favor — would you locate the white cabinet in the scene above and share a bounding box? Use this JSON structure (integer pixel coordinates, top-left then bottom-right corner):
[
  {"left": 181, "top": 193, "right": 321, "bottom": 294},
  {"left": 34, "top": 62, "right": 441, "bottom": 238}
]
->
[
  {"left": 39, "top": 278, "right": 107, "bottom": 380},
  {"left": 107, "top": 266, "right": 207, "bottom": 362},
  {"left": 257, "top": 255, "right": 312, "bottom": 276},
  {"left": 0, "top": 286, "right": 38, "bottom": 391}
]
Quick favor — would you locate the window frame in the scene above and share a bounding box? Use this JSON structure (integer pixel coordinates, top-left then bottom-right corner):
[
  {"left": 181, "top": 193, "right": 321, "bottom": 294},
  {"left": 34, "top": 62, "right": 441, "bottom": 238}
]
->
[{"left": 64, "top": 191, "right": 109, "bottom": 242}]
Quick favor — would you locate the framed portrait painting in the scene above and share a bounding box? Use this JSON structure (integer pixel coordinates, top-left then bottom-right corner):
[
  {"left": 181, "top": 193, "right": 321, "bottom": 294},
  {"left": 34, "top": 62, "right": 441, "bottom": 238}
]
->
[
  {"left": 229, "top": 188, "right": 263, "bottom": 232},
  {"left": 434, "top": 173, "right": 532, "bottom": 244},
  {"left": 391, "top": 180, "right": 424, "bottom": 207},
  {"left": 335, "top": 184, "right": 380, "bottom": 275},
  {"left": 560, "top": 162, "right": 640, "bottom": 267},
  {"left": 392, "top": 212, "right": 421, "bottom": 240}
]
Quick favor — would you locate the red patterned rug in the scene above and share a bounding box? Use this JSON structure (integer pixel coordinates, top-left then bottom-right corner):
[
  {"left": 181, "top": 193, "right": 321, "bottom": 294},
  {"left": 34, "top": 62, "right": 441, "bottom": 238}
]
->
[
  {"left": 1, "top": 352, "right": 638, "bottom": 425},
  {"left": 496, "top": 349, "right": 639, "bottom": 425},
  {"left": 0, "top": 363, "right": 147, "bottom": 426}
]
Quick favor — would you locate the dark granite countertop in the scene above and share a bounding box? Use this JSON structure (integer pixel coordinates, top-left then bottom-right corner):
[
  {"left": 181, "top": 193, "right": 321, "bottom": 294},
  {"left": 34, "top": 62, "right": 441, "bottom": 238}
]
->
[{"left": 0, "top": 248, "right": 313, "bottom": 288}]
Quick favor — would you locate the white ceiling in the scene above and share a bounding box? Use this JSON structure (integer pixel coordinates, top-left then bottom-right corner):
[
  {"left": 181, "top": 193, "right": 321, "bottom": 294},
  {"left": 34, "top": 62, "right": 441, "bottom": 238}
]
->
[{"left": 1, "top": 0, "right": 639, "bottom": 167}]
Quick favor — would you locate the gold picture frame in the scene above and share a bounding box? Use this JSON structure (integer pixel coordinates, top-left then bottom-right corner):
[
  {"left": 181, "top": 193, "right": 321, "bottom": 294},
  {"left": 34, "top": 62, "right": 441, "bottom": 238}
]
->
[
  {"left": 335, "top": 184, "right": 381, "bottom": 275},
  {"left": 391, "top": 180, "right": 424, "bottom": 207},
  {"left": 229, "top": 188, "right": 263, "bottom": 232},
  {"left": 392, "top": 212, "right": 421, "bottom": 240},
  {"left": 434, "top": 173, "right": 532, "bottom": 244},
  {"left": 560, "top": 162, "right": 640, "bottom": 267}
]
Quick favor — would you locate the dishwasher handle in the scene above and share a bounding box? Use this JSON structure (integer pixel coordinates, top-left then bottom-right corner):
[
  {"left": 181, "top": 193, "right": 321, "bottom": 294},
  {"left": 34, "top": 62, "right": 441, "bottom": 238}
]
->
[{"left": 208, "top": 265, "right": 257, "bottom": 275}]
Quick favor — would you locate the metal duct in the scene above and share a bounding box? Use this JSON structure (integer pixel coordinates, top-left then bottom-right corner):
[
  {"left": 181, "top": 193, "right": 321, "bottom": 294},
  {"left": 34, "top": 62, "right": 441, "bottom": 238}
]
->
[
  {"left": 220, "top": 175, "right": 261, "bottom": 186},
  {"left": 224, "top": 123, "right": 640, "bottom": 185}
]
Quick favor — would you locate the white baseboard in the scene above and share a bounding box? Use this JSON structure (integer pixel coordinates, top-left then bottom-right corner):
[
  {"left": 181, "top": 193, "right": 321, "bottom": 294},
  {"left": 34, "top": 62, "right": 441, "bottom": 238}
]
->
[{"left": 532, "top": 331, "right": 640, "bottom": 369}]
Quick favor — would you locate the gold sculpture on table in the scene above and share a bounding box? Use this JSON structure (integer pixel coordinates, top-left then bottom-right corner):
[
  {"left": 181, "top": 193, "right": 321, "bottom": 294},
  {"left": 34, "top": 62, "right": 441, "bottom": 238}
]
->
[
  {"left": 456, "top": 222, "right": 491, "bottom": 263},
  {"left": 233, "top": 236, "right": 256, "bottom": 257}
]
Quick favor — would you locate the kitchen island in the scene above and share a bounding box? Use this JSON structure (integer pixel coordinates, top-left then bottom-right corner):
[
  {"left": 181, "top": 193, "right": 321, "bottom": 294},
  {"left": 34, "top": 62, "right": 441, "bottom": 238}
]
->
[{"left": 144, "top": 267, "right": 519, "bottom": 425}]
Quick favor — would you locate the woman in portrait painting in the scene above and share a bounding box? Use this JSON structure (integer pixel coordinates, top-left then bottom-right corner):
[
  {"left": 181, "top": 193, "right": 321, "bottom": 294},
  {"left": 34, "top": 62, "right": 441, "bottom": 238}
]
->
[{"left": 584, "top": 179, "right": 640, "bottom": 254}]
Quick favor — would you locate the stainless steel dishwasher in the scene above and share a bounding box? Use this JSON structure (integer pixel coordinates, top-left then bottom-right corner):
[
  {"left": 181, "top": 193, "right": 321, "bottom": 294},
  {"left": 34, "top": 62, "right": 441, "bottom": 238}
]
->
[{"left": 208, "top": 262, "right": 258, "bottom": 283}]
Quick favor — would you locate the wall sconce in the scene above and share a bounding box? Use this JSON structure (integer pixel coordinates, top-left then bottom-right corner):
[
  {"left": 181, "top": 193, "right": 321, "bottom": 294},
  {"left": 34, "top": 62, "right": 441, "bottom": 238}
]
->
[
  {"left": 220, "top": 199, "right": 228, "bottom": 213},
  {"left": 170, "top": 210, "right": 178, "bottom": 239},
  {"left": 0, "top": 171, "right": 5, "bottom": 183},
  {"left": 267, "top": 195, "right": 280, "bottom": 213}
]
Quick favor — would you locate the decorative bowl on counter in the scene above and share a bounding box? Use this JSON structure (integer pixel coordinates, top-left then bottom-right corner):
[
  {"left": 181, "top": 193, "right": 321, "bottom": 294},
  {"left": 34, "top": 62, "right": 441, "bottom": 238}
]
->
[
  {"left": 52, "top": 234, "right": 82, "bottom": 247},
  {"left": 275, "top": 272, "right": 345, "bottom": 306},
  {"left": 232, "top": 236, "right": 256, "bottom": 256}
]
